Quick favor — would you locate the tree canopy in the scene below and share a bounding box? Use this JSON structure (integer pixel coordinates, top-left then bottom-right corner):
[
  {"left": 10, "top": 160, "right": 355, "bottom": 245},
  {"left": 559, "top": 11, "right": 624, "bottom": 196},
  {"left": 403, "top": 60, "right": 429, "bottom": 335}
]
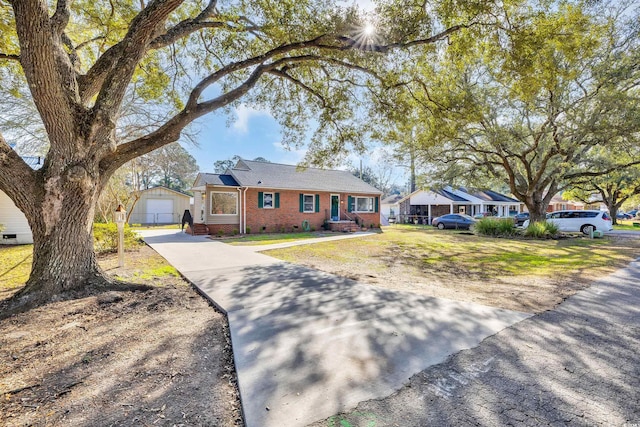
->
[
  {"left": 370, "top": 0, "right": 640, "bottom": 220},
  {"left": 213, "top": 155, "right": 269, "bottom": 173},
  {"left": 0, "top": 0, "right": 498, "bottom": 310}
]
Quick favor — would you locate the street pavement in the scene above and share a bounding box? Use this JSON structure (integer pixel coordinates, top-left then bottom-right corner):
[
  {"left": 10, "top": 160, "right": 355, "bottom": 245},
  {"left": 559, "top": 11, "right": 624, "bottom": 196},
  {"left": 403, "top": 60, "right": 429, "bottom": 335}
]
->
[
  {"left": 140, "top": 230, "right": 530, "bottom": 427},
  {"left": 308, "top": 257, "right": 640, "bottom": 427}
]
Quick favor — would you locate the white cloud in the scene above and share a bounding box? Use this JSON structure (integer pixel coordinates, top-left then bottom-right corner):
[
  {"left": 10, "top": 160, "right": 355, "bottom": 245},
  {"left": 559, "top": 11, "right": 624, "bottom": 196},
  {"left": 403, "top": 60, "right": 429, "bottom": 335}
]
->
[{"left": 232, "top": 104, "right": 271, "bottom": 133}]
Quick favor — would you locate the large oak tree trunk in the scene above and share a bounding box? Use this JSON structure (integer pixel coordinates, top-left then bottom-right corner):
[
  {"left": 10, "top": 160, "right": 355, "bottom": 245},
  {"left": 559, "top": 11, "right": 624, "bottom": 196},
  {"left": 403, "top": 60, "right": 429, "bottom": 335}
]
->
[
  {"left": 514, "top": 184, "right": 557, "bottom": 225},
  {"left": 10, "top": 162, "right": 110, "bottom": 309},
  {"left": 525, "top": 196, "right": 550, "bottom": 223}
]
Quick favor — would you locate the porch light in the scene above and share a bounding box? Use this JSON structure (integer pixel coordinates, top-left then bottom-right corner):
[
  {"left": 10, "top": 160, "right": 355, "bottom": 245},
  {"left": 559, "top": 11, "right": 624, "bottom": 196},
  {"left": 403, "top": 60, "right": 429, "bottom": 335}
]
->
[{"left": 115, "top": 204, "right": 126, "bottom": 268}]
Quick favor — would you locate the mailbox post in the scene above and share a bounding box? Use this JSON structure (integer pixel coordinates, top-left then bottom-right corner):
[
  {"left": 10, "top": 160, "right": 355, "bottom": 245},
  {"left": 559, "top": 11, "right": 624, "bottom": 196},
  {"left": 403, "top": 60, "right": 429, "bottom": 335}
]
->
[{"left": 115, "top": 204, "right": 126, "bottom": 268}]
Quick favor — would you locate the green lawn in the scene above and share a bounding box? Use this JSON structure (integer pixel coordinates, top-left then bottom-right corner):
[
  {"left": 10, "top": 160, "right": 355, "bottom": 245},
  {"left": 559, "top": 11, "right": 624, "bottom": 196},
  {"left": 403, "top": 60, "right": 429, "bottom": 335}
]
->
[
  {"left": 0, "top": 245, "right": 33, "bottom": 294},
  {"left": 0, "top": 244, "right": 180, "bottom": 296},
  {"left": 221, "top": 231, "right": 333, "bottom": 246},
  {"left": 614, "top": 219, "right": 640, "bottom": 231},
  {"left": 265, "top": 224, "right": 638, "bottom": 278}
]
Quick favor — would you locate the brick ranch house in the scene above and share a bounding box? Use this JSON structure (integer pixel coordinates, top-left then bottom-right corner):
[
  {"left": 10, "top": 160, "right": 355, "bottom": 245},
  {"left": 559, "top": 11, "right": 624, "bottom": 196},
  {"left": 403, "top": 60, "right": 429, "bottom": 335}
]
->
[{"left": 190, "top": 159, "right": 382, "bottom": 235}]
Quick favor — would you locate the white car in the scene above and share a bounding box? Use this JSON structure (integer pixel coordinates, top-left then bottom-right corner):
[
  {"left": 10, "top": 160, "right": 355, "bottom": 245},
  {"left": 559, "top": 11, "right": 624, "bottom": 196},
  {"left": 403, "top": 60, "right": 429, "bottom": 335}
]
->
[{"left": 522, "top": 210, "right": 613, "bottom": 234}]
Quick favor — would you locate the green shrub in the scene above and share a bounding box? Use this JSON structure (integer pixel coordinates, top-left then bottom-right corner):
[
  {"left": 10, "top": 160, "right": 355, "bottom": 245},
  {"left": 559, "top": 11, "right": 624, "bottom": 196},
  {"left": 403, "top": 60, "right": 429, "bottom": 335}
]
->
[
  {"left": 233, "top": 228, "right": 239, "bottom": 235},
  {"left": 523, "top": 221, "right": 559, "bottom": 238},
  {"left": 93, "top": 223, "right": 142, "bottom": 253},
  {"left": 246, "top": 226, "right": 251, "bottom": 234},
  {"left": 473, "top": 218, "right": 516, "bottom": 237},
  {"left": 544, "top": 221, "right": 560, "bottom": 235},
  {"left": 496, "top": 218, "right": 517, "bottom": 236}
]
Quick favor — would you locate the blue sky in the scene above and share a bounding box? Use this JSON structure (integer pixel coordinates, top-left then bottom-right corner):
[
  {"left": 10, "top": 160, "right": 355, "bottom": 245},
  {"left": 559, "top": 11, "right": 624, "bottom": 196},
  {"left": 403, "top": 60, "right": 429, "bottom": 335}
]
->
[
  {"left": 182, "top": 0, "right": 382, "bottom": 174},
  {"left": 184, "top": 105, "right": 308, "bottom": 172},
  {"left": 183, "top": 102, "right": 404, "bottom": 182}
]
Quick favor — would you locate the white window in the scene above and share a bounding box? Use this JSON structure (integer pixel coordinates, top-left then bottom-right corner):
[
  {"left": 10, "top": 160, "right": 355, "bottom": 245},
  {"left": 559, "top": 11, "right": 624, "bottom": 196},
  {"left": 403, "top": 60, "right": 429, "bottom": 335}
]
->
[
  {"left": 263, "top": 192, "right": 274, "bottom": 209},
  {"left": 355, "top": 197, "right": 374, "bottom": 213},
  {"left": 303, "top": 194, "right": 315, "bottom": 213},
  {"left": 210, "top": 192, "right": 238, "bottom": 215}
]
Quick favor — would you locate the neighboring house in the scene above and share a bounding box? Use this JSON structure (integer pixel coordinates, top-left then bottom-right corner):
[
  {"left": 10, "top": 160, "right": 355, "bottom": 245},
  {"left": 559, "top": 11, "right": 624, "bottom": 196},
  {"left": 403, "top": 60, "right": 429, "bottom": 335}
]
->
[
  {"left": 397, "top": 186, "right": 522, "bottom": 225},
  {"left": 0, "top": 155, "right": 43, "bottom": 245},
  {"left": 128, "top": 186, "right": 192, "bottom": 225},
  {"left": 547, "top": 194, "right": 585, "bottom": 212},
  {"left": 190, "top": 159, "right": 382, "bottom": 234},
  {"left": 380, "top": 194, "right": 403, "bottom": 226}
]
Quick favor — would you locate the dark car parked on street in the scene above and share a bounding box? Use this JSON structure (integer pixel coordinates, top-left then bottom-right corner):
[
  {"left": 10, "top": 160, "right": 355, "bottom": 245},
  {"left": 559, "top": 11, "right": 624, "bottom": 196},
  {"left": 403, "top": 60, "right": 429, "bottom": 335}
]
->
[
  {"left": 432, "top": 214, "right": 477, "bottom": 230},
  {"left": 514, "top": 212, "right": 530, "bottom": 227}
]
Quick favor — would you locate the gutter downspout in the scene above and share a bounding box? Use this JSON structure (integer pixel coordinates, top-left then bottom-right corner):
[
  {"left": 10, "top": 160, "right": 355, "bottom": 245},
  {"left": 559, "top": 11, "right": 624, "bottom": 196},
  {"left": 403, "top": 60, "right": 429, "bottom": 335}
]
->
[
  {"left": 243, "top": 187, "right": 248, "bottom": 234},
  {"left": 237, "top": 187, "right": 242, "bottom": 234}
]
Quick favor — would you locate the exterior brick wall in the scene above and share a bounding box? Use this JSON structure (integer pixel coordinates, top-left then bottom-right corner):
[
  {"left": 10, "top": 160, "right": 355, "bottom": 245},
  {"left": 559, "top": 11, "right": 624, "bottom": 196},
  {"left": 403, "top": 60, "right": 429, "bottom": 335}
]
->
[
  {"left": 244, "top": 189, "right": 380, "bottom": 234},
  {"left": 205, "top": 223, "right": 240, "bottom": 235},
  {"left": 200, "top": 186, "right": 381, "bottom": 234},
  {"left": 432, "top": 205, "right": 451, "bottom": 218}
]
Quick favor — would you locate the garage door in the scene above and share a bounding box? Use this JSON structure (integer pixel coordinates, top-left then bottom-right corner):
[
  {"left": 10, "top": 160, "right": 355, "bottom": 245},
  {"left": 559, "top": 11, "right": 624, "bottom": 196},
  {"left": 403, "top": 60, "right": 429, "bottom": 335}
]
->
[{"left": 146, "top": 199, "right": 175, "bottom": 224}]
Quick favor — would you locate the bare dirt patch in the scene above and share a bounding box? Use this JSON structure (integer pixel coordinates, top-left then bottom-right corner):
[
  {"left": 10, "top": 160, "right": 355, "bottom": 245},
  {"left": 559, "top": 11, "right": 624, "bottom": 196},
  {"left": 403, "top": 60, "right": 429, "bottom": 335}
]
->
[
  {"left": 301, "top": 252, "right": 586, "bottom": 312},
  {"left": 265, "top": 229, "right": 640, "bottom": 313},
  {"left": 0, "top": 245, "right": 242, "bottom": 427}
]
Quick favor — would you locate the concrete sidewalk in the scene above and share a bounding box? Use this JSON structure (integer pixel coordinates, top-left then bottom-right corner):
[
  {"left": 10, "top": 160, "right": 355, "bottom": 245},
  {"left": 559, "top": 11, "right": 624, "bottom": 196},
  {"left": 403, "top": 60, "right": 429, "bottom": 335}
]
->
[
  {"left": 141, "top": 230, "right": 531, "bottom": 427},
  {"left": 309, "top": 259, "right": 640, "bottom": 426}
]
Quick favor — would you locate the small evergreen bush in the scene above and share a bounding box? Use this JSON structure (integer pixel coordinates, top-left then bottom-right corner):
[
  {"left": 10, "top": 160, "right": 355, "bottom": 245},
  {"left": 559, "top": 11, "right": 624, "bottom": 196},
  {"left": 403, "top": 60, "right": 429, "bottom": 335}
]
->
[
  {"left": 496, "top": 218, "right": 517, "bottom": 236},
  {"left": 523, "top": 221, "right": 559, "bottom": 238},
  {"left": 473, "top": 218, "right": 516, "bottom": 237},
  {"left": 93, "top": 223, "right": 142, "bottom": 253}
]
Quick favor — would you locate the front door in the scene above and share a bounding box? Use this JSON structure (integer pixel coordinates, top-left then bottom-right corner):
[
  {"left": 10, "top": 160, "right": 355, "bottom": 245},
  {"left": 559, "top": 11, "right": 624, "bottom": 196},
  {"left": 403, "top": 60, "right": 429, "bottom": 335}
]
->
[{"left": 331, "top": 195, "right": 340, "bottom": 221}]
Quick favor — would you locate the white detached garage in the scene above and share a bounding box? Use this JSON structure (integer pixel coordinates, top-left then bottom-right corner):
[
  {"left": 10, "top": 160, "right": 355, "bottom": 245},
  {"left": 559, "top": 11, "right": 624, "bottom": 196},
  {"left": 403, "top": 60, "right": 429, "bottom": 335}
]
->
[{"left": 129, "top": 186, "right": 191, "bottom": 225}]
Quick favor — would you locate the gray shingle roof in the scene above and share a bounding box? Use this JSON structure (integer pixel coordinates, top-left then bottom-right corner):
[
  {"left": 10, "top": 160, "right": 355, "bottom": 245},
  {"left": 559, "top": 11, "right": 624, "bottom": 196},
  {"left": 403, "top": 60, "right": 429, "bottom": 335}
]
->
[
  {"left": 381, "top": 194, "right": 403, "bottom": 204},
  {"left": 225, "top": 160, "right": 382, "bottom": 194},
  {"left": 463, "top": 188, "right": 519, "bottom": 203}
]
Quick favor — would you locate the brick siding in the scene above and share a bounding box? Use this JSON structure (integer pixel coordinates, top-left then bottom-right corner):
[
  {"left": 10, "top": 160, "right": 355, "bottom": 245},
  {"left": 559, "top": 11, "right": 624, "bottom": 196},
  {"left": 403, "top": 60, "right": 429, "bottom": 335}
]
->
[
  {"left": 245, "top": 189, "right": 380, "bottom": 233},
  {"left": 205, "top": 223, "right": 240, "bottom": 235}
]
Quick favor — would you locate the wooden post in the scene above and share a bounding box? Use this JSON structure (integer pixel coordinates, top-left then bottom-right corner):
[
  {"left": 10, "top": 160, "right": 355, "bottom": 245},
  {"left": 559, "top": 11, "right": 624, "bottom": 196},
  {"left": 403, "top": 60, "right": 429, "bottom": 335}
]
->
[{"left": 115, "top": 204, "right": 126, "bottom": 268}]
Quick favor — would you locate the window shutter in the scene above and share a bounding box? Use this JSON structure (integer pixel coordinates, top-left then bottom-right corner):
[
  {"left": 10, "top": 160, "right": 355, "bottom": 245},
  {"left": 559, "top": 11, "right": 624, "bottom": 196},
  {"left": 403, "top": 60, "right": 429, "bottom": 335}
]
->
[
  {"left": 348, "top": 196, "right": 353, "bottom": 212},
  {"left": 258, "top": 192, "right": 264, "bottom": 208},
  {"left": 275, "top": 193, "right": 280, "bottom": 209},
  {"left": 315, "top": 194, "right": 320, "bottom": 212},
  {"left": 299, "top": 193, "right": 304, "bottom": 212},
  {"left": 374, "top": 196, "right": 379, "bottom": 213}
]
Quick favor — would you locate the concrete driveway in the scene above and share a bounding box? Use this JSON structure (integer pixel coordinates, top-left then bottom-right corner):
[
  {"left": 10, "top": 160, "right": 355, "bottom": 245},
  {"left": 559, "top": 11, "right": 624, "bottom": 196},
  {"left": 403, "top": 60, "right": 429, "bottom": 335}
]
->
[{"left": 141, "top": 230, "right": 531, "bottom": 427}]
